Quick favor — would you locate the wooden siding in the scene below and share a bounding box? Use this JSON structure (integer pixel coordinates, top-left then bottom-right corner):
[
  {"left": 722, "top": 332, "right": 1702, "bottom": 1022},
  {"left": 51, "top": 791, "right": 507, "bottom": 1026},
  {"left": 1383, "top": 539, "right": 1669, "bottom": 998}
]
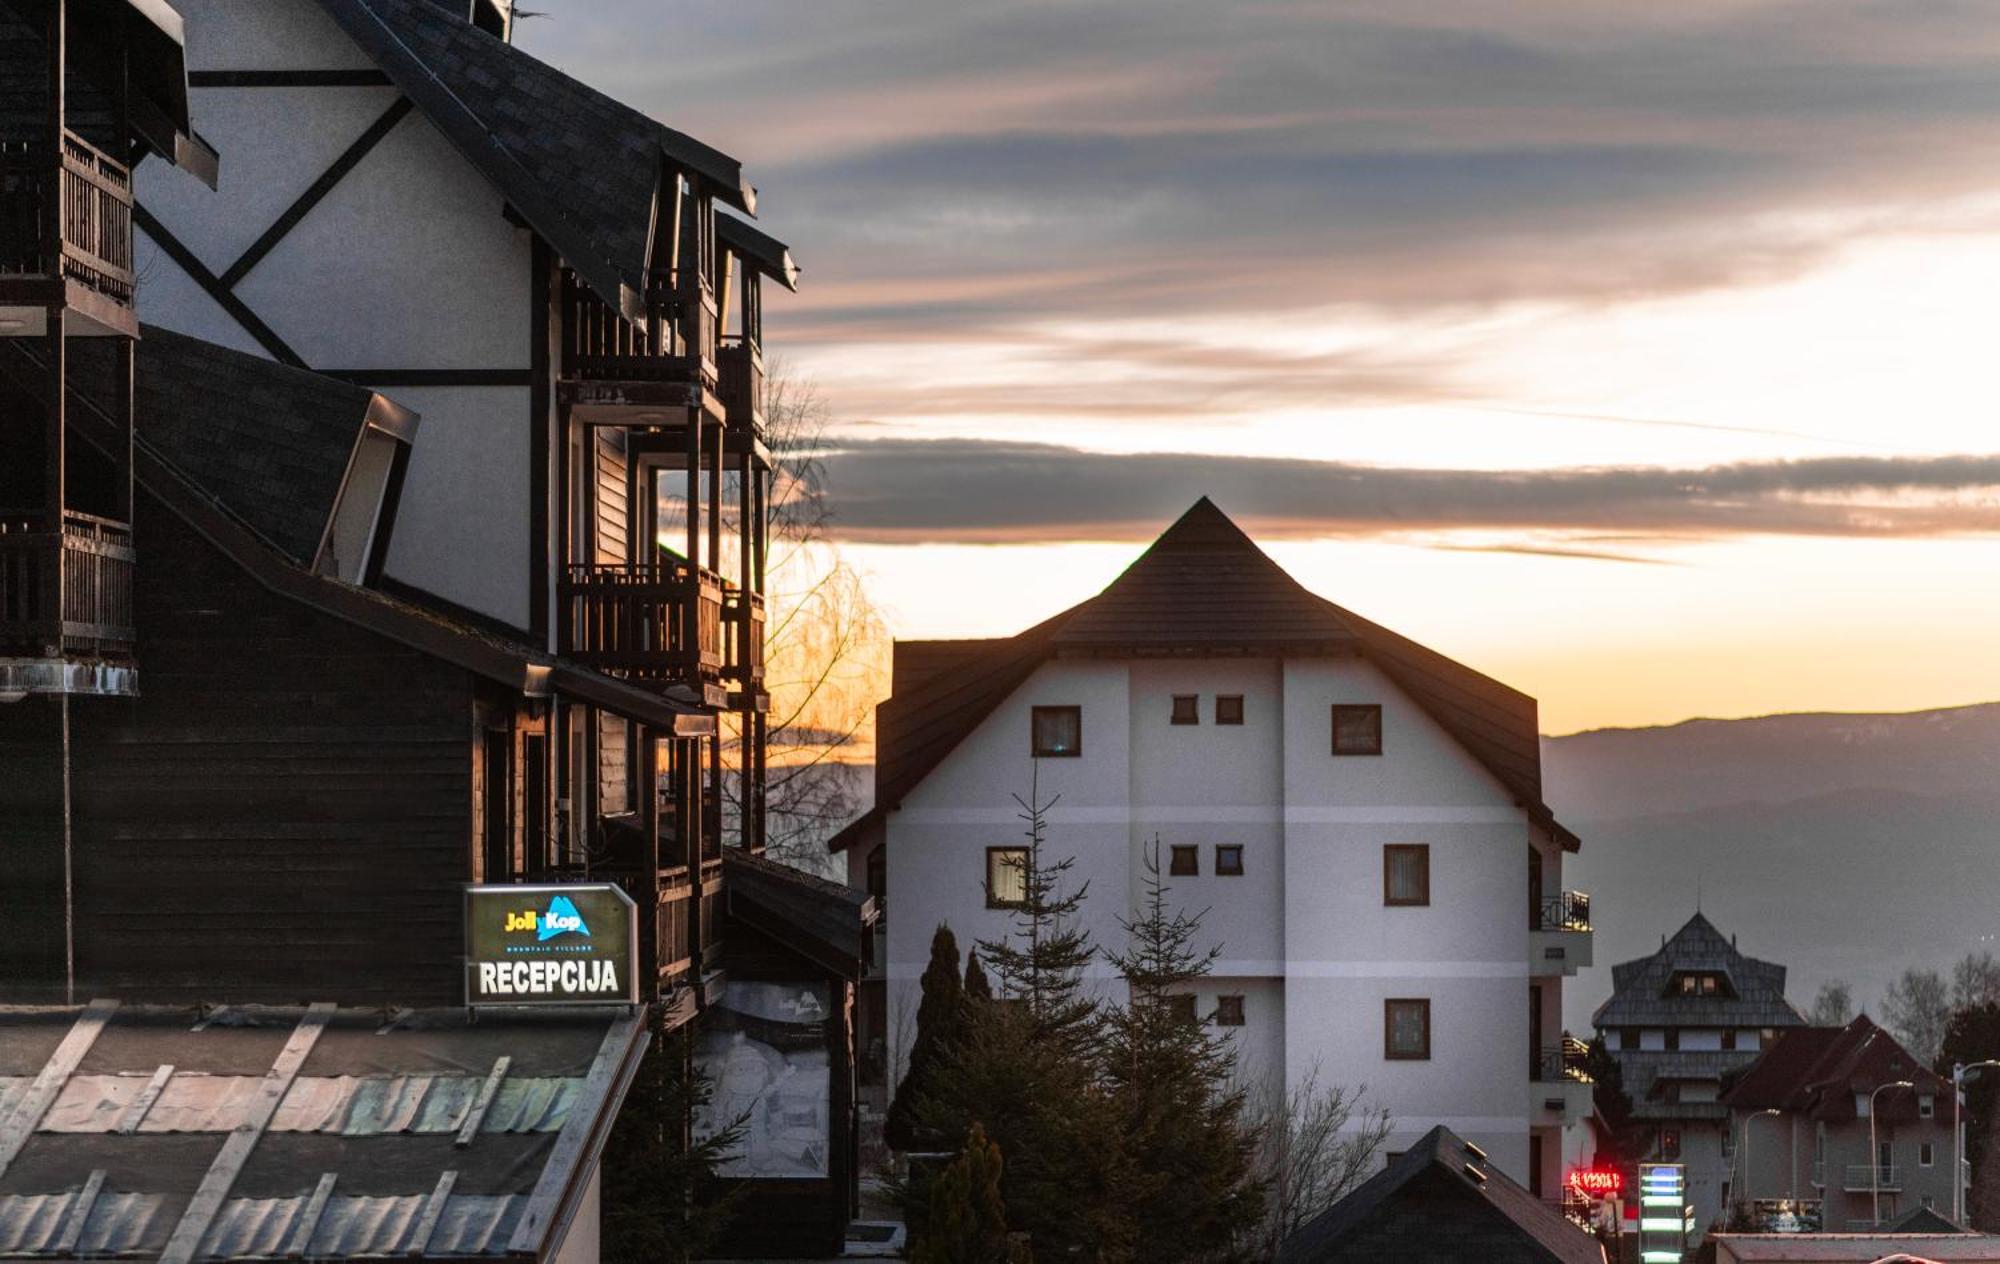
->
[
  {"left": 62, "top": 494, "right": 479, "bottom": 1006},
  {"left": 0, "top": 697, "right": 69, "bottom": 999},
  {"left": 592, "top": 427, "right": 629, "bottom": 566}
]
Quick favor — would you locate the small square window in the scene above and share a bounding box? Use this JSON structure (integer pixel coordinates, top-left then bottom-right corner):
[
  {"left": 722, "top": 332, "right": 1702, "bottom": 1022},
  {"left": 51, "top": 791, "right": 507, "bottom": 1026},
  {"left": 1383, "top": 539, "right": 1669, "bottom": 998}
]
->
[
  {"left": 1215, "top": 844, "right": 1244, "bottom": 876},
  {"left": 1170, "top": 695, "right": 1199, "bottom": 725},
  {"left": 1383, "top": 844, "right": 1429, "bottom": 906},
  {"left": 1722, "top": 1029, "right": 1737, "bottom": 1051},
  {"left": 1168, "top": 845, "right": 1199, "bottom": 877},
  {"left": 1921, "top": 1142, "right": 1935, "bottom": 1167},
  {"left": 1665, "top": 1029, "right": 1680, "bottom": 1051},
  {"left": 986, "top": 847, "right": 1029, "bottom": 908},
  {"left": 1332, "top": 704, "right": 1383, "bottom": 756},
  {"left": 1032, "top": 706, "right": 1081, "bottom": 757},
  {"left": 1620, "top": 1027, "right": 1641, "bottom": 1050},
  {"left": 1167, "top": 994, "right": 1197, "bottom": 1025},
  {"left": 1215, "top": 995, "right": 1245, "bottom": 1027},
  {"left": 1921, "top": 1096, "right": 1935, "bottom": 1118},
  {"left": 1215, "top": 695, "right": 1244, "bottom": 725},
  {"left": 1385, "top": 998, "right": 1430, "bottom": 1060}
]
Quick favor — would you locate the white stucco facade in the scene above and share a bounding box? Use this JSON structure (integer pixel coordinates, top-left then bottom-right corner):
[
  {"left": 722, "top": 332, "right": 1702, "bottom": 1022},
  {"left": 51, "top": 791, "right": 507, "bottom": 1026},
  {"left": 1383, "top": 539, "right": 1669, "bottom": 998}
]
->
[
  {"left": 135, "top": 0, "right": 540, "bottom": 630},
  {"left": 870, "top": 650, "right": 1582, "bottom": 1190}
]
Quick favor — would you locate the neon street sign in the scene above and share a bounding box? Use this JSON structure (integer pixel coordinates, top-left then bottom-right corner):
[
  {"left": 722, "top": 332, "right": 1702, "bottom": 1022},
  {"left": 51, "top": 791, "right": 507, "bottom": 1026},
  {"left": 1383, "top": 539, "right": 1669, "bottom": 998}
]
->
[
  {"left": 465, "top": 883, "right": 638, "bottom": 1007},
  {"left": 1566, "top": 1167, "right": 1624, "bottom": 1198}
]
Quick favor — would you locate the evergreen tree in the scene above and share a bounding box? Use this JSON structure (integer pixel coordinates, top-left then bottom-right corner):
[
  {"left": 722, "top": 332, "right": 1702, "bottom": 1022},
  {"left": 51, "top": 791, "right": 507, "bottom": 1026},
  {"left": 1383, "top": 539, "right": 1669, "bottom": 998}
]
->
[
  {"left": 600, "top": 1019, "right": 747, "bottom": 1263},
  {"left": 965, "top": 949, "right": 994, "bottom": 1004},
  {"left": 977, "top": 764, "right": 1099, "bottom": 1050},
  {"left": 887, "top": 924, "right": 967, "bottom": 1151},
  {"left": 1102, "top": 837, "right": 1265, "bottom": 1259},
  {"left": 912, "top": 1121, "right": 1011, "bottom": 1264}
]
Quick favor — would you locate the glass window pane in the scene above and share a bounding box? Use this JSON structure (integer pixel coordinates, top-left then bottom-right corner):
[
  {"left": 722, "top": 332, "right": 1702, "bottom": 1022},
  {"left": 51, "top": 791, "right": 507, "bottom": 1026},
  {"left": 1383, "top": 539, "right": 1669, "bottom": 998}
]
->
[
  {"left": 1333, "top": 704, "right": 1383, "bottom": 755},
  {"left": 1216, "top": 845, "right": 1243, "bottom": 876},
  {"left": 987, "top": 848, "right": 1028, "bottom": 906},
  {"left": 1386, "top": 846, "right": 1427, "bottom": 904},
  {"left": 1215, "top": 695, "right": 1244, "bottom": 725},
  {"left": 1169, "top": 845, "right": 1199, "bottom": 877},
  {"left": 1171, "top": 695, "right": 1199, "bottom": 725},
  {"left": 1032, "top": 706, "right": 1081, "bottom": 757}
]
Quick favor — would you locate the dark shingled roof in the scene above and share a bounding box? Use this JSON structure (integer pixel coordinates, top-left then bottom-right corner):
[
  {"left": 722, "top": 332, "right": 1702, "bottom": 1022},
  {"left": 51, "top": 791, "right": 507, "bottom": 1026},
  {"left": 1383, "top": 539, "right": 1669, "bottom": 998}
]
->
[
  {"left": 1277, "top": 1125, "right": 1606, "bottom": 1264},
  {"left": 312, "top": 0, "right": 755, "bottom": 319},
  {"left": 128, "top": 326, "right": 387, "bottom": 566},
  {"left": 1721, "top": 1015, "right": 1949, "bottom": 1126},
  {"left": 1593, "top": 913, "right": 1806, "bottom": 1031},
  {"left": 723, "top": 850, "right": 877, "bottom": 979},
  {"left": 832, "top": 497, "right": 1576, "bottom": 853}
]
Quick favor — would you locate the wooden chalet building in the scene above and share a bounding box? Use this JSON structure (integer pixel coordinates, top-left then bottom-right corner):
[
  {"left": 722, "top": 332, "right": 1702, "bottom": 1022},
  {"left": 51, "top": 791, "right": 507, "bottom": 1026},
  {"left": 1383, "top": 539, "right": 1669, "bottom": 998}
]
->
[{"left": 2, "top": 1, "right": 869, "bottom": 1257}]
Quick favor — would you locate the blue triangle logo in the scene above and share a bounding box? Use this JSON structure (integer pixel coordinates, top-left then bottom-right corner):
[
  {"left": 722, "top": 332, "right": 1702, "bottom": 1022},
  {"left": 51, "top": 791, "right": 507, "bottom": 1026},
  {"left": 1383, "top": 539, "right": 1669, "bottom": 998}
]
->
[{"left": 538, "top": 895, "right": 591, "bottom": 941}]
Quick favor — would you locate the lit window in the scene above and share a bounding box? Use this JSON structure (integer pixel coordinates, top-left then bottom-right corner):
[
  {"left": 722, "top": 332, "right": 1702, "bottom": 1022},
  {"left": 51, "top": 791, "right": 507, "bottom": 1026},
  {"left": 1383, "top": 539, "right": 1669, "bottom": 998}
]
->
[
  {"left": 986, "top": 847, "right": 1029, "bottom": 908},
  {"left": 1215, "top": 695, "right": 1244, "bottom": 725},
  {"left": 1169, "top": 845, "right": 1199, "bottom": 877},
  {"left": 1385, "top": 998, "right": 1430, "bottom": 1060},
  {"left": 1384, "top": 844, "right": 1429, "bottom": 906},
  {"left": 1171, "top": 695, "right": 1199, "bottom": 725},
  {"left": 1215, "top": 995, "right": 1245, "bottom": 1027},
  {"left": 1332, "top": 704, "right": 1383, "bottom": 755},
  {"left": 1215, "top": 845, "right": 1244, "bottom": 876},
  {"left": 1032, "top": 706, "right": 1081, "bottom": 757}
]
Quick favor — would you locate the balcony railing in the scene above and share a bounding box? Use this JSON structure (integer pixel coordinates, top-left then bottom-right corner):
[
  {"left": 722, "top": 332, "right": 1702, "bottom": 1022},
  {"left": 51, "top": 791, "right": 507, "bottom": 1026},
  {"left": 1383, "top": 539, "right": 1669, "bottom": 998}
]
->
[
  {"left": 1842, "top": 1165, "right": 1900, "bottom": 1192},
  {"left": 0, "top": 131, "right": 135, "bottom": 313},
  {"left": 0, "top": 510, "right": 135, "bottom": 657},
  {"left": 1537, "top": 890, "right": 1592, "bottom": 933},
  {"left": 717, "top": 336, "right": 764, "bottom": 430},
  {"left": 558, "top": 270, "right": 716, "bottom": 387},
  {"left": 560, "top": 559, "right": 723, "bottom": 686},
  {"left": 1532, "top": 1037, "right": 1593, "bottom": 1084},
  {"left": 724, "top": 587, "right": 765, "bottom": 687}
]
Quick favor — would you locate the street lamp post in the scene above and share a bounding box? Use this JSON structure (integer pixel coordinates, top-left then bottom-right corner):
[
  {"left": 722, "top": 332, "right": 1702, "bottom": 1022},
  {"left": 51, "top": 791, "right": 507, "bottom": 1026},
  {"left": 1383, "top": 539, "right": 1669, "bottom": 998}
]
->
[
  {"left": 1953, "top": 1060, "right": 2000, "bottom": 1224},
  {"left": 1738, "top": 1108, "right": 1780, "bottom": 1220},
  {"left": 1872, "top": 1080, "right": 1915, "bottom": 1227}
]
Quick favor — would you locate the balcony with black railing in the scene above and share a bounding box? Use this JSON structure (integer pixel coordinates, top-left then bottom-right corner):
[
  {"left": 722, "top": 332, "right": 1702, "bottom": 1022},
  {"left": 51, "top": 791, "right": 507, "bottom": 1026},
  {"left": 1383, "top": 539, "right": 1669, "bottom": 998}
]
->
[
  {"left": 0, "top": 510, "right": 136, "bottom": 659},
  {"left": 1531, "top": 889, "right": 1594, "bottom": 977},
  {"left": 0, "top": 131, "right": 136, "bottom": 336},
  {"left": 1532, "top": 1035, "right": 1594, "bottom": 1126}
]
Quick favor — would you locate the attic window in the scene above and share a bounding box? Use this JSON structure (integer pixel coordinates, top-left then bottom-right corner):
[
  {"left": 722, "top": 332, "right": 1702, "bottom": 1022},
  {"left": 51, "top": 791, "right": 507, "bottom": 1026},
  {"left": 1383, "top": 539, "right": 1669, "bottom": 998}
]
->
[
  {"left": 316, "top": 426, "right": 405, "bottom": 585},
  {"left": 1171, "top": 695, "right": 1199, "bottom": 725},
  {"left": 1332, "top": 704, "right": 1383, "bottom": 756},
  {"left": 1669, "top": 971, "right": 1732, "bottom": 998},
  {"left": 1032, "top": 706, "right": 1081, "bottom": 757}
]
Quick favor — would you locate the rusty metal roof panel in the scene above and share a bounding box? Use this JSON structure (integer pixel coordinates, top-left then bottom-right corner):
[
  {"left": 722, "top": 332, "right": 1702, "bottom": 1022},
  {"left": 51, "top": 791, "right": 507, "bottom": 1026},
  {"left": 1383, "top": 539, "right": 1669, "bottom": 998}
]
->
[
  {"left": 198, "top": 1194, "right": 525, "bottom": 1258},
  {"left": 0, "top": 1191, "right": 174, "bottom": 1256}
]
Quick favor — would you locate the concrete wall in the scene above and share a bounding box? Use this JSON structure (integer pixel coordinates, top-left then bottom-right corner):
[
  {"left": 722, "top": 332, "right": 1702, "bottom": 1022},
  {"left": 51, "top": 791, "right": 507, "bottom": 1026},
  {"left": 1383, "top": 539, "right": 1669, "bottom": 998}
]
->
[
  {"left": 883, "top": 650, "right": 1552, "bottom": 1183},
  {"left": 135, "top": 0, "right": 538, "bottom": 630}
]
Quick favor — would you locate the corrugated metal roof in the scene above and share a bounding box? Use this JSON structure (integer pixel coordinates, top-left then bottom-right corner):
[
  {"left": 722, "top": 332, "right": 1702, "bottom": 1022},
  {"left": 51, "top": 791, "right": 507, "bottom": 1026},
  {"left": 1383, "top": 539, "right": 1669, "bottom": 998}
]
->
[
  {"left": 0, "top": 1191, "right": 173, "bottom": 1256},
  {"left": 198, "top": 1194, "right": 525, "bottom": 1259},
  {"left": 24, "top": 1075, "right": 577, "bottom": 1137}
]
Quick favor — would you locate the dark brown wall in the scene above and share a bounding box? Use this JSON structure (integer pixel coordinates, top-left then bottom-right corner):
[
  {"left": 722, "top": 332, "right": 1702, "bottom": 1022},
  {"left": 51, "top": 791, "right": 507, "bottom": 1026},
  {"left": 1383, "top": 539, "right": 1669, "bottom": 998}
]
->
[
  {"left": 61, "top": 492, "right": 479, "bottom": 1005},
  {"left": 0, "top": 696, "right": 69, "bottom": 997}
]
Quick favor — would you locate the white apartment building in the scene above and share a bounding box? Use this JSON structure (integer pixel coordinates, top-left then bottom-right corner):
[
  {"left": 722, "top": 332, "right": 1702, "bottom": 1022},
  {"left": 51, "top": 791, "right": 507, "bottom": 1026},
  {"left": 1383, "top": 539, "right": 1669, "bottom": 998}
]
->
[{"left": 834, "top": 498, "right": 1595, "bottom": 1193}]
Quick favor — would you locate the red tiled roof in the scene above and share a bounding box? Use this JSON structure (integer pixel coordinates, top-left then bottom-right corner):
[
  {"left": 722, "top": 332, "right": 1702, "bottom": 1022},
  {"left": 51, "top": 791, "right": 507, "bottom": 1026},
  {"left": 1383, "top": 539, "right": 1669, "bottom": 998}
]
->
[
  {"left": 832, "top": 498, "right": 1575, "bottom": 853},
  {"left": 1721, "top": 1015, "right": 1949, "bottom": 1123}
]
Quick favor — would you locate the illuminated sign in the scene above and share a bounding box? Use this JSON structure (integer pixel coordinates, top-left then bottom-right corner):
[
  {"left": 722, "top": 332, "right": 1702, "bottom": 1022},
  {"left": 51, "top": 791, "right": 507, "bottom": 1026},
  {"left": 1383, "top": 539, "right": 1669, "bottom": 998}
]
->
[
  {"left": 466, "top": 883, "right": 637, "bottom": 1007},
  {"left": 1637, "top": 1163, "right": 1689, "bottom": 1264},
  {"left": 1566, "top": 1167, "right": 1624, "bottom": 1198}
]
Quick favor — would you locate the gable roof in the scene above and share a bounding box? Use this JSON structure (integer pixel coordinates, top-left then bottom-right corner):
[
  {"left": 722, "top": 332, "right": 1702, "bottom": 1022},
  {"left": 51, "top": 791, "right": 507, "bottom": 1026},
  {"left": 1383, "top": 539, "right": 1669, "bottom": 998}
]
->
[
  {"left": 1721, "top": 1015, "right": 1948, "bottom": 1124},
  {"left": 311, "top": 0, "right": 755, "bottom": 320},
  {"left": 832, "top": 497, "right": 1576, "bottom": 853},
  {"left": 723, "top": 850, "right": 877, "bottom": 979},
  {"left": 1594, "top": 912, "right": 1806, "bottom": 1030},
  {"left": 1277, "top": 1125, "right": 1605, "bottom": 1264}
]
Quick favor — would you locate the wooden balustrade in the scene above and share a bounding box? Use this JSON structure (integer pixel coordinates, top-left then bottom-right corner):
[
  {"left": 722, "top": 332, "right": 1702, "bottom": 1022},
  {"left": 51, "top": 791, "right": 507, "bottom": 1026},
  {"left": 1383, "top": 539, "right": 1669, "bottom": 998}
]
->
[
  {"left": 559, "top": 559, "right": 723, "bottom": 686},
  {"left": 558, "top": 269, "right": 716, "bottom": 386},
  {"left": 0, "top": 131, "right": 135, "bottom": 312},
  {"left": 724, "top": 587, "right": 765, "bottom": 686},
  {"left": 0, "top": 510, "right": 135, "bottom": 657},
  {"left": 716, "top": 337, "right": 764, "bottom": 430}
]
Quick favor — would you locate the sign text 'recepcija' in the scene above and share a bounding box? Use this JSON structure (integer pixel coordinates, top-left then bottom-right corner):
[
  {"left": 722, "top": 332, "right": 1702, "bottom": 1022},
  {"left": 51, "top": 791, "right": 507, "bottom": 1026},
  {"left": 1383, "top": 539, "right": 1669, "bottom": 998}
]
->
[{"left": 464, "top": 884, "right": 638, "bottom": 1007}]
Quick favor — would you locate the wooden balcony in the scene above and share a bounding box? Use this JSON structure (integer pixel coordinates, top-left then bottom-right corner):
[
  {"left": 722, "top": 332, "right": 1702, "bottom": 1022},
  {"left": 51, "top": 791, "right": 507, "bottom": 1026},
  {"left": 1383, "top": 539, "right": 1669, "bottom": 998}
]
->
[
  {"left": 558, "top": 270, "right": 719, "bottom": 425},
  {"left": 559, "top": 558, "right": 723, "bottom": 690},
  {"left": 724, "top": 587, "right": 765, "bottom": 691},
  {"left": 716, "top": 336, "right": 764, "bottom": 431},
  {"left": 0, "top": 510, "right": 135, "bottom": 660},
  {"left": 0, "top": 131, "right": 136, "bottom": 337}
]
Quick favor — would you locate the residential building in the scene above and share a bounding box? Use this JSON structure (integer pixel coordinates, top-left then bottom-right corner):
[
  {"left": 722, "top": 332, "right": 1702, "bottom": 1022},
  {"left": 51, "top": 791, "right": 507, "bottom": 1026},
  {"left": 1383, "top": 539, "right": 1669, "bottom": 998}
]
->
[
  {"left": 1593, "top": 912, "right": 1809, "bottom": 1237},
  {"left": 1713, "top": 1230, "right": 2000, "bottom": 1263},
  {"left": 1721, "top": 1014, "right": 1955, "bottom": 1232},
  {"left": 1, "top": 2, "right": 867, "bottom": 1257},
  {"left": 1276, "top": 1125, "right": 1606, "bottom": 1263},
  {"left": 832, "top": 498, "right": 1594, "bottom": 1191}
]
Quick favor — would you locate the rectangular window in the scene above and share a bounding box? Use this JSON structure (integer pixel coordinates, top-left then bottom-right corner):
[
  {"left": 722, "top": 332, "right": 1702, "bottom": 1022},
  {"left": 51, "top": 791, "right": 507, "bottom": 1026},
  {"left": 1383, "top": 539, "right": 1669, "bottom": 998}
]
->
[
  {"left": 1032, "top": 706, "right": 1081, "bottom": 757},
  {"left": 1385, "top": 998, "right": 1431, "bottom": 1060},
  {"left": 1921, "top": 1142, "right": 1935, "bottom": 1167},
  {"left": 1665, "top": 1029, "right": 1680, "bottom": 1051},
  {"left": 986, "top": 847, "right": 1029, "bottom": 908},
  {"left": 1332, "top": 704, "right": 1383, "bottom": 756},
  {"left": 1171, "top": 694, "right": 1200, "bottom": 725},
  {"left": 1920, "top": 1095, "right": 1935, "bottom": 1118},
  {"left": 1383, "top": 844, "right": 1429, "bottom": 906},
  {"left": 1621, "top": 1027, "right": 1641, "bottom": 1050},
  {"left": 1215, "top": 695, "right": 1244, "bottom": 725},
  {"left": 1722, "top": 1029, "right": 1737, "bottom": 1051},
  {"left": 1215, "top": 844, "right": 1244, "bottom": 876},
  {"left": 1169, "top": 845, "right": 1199, "bottom": 877},
  {"left": 1167, "top": 994, "right": 1197, "bottom": 1025},
  {"left": 1215, "top": 995, "right": 1245, "bottom": 1027}
]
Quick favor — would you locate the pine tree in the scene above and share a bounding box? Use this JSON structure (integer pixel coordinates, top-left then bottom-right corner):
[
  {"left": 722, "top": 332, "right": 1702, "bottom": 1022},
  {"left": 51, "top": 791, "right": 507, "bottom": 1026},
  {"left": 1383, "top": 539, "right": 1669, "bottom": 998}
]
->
[
  {"left": 964, "top": 949, "right": 994, "bottom": 1005},
  {"left": 1102, "top": 836, "right": 1265, "bottom": 1259},
  {"left": 600, "top": 1019, "right": 747, "bottom": 1263},
  {"left": 886, "top": 923, "right": 966, "bottom": 1151},
  {"left": 912, "top": 1121, "right": 1011, "bottom": 1264},
  {"left": 977, "top": 764, "right": 1099, "bottom": 1050}
]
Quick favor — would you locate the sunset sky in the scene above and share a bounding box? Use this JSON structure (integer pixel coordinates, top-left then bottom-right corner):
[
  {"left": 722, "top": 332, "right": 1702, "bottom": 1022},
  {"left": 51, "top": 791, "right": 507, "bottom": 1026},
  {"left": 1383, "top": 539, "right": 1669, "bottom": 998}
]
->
[{"left": 525, "top": 2, "right": 2000, "bottom": 734}]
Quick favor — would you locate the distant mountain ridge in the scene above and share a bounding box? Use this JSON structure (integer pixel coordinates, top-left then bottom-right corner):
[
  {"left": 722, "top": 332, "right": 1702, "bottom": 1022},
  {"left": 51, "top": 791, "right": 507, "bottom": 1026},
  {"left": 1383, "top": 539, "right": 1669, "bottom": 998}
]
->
[{"left": 1546, "top": 702, "right": 2000, "bottom": 1030}]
